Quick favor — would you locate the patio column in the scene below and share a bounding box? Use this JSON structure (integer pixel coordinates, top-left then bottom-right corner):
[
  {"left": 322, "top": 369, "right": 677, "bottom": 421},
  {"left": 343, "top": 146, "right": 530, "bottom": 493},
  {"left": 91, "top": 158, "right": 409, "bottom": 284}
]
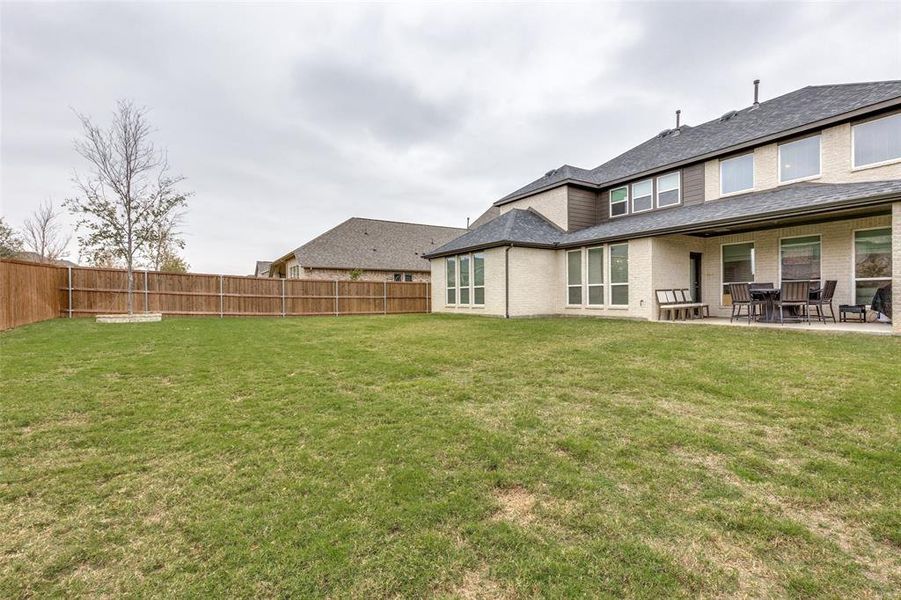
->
[{"left": 893, "top": 202, "right": 901, "bottom": 336}]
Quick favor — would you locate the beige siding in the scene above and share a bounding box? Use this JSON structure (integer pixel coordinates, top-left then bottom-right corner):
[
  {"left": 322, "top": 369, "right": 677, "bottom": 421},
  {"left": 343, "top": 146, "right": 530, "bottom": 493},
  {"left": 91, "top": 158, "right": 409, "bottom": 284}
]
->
[
  {"left": 566, "top": 188, "right": 598, "bottom": 231},
  {"left": 430, "top": 247, "right": 507, "bottom": 317},
  {"left": 499, "top": 186, "right": 568, "bottom": 230},
  {"left": 704, "top": 119, "right": 901, "bottom": 201}
]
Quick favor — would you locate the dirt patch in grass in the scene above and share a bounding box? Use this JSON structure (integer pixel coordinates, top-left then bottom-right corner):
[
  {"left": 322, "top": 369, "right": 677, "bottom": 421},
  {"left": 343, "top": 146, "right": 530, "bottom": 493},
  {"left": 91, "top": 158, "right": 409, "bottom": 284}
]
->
[
  {"left": 492, "top": 487, "right": 536, "bottom": 526},
  {"left": 449, "top": 567, "right": 510, "bottom": 600},
  {"left": 674, "top": 449, "right": 900, "bottom": 589}
]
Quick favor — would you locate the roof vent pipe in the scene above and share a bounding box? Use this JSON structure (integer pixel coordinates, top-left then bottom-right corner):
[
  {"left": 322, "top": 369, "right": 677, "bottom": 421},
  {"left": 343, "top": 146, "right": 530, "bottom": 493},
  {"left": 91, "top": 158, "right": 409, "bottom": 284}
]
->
[
  {"left": 752, "top": 79, "right": 760, "bottom": 108},
  {"left": 675, "top": 109, "right": 681, "bottom": 128}
]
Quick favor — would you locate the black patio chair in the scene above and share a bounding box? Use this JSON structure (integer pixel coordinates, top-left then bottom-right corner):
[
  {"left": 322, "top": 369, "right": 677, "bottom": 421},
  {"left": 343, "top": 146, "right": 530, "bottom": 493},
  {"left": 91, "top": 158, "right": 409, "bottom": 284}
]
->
[
  {"left": 729, "top": 283, "right": 755, "bottom": 323},
  {"left": 808, "top": 280, "right": 837, "bottom": 323},
  {"left": 777, "top": 281, "right": 811, "bottom": 325}
]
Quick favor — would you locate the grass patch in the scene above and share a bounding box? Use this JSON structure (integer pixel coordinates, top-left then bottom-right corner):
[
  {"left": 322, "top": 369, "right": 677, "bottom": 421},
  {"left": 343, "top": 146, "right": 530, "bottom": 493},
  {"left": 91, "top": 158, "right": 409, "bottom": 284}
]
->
[{"left": 1, "top": 315, "right": 899, "bottom": 597}]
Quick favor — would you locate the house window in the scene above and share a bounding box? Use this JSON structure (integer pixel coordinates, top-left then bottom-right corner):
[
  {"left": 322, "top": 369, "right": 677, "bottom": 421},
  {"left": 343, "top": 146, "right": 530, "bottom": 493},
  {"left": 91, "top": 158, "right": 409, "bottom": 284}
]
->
[
  {"left": 779, "top": 135, "right": 820, "bottom": 183},
  {"left": 587, "top": 247, "right": 604, "bottom": 305},
  {"left": 656, "top": 172, "right": 680, "bottom": 208},
  {"left": 721, "top": 242, "right": 755, "bottom": 304},
  {"left": 853, "top": 113, "right": 901, "bottom": 168},
  {"left": 609, "top": 243, "right": 628, "bottom": 306},
  {"left": 404, "top": 273, "right": 413, "bottom": 282},
  {"left": 446, "top": 257, "right": 456, "bottom": 304},
  {"left": 459, "top": 255, "right": 471, "bottom": 304},
  {"left": 566, "top": 250, "right": 582, "bottom": 305},
  {"left": 780, "top": 236, "right": 821, "bottom": 282},
  {"left": 720, "top": 154, "right": 754, "bottom": 195},
  {"left": 631, "top": 180, "right": 653, "bottom": 213},
  {"left": 473, "top": 252, "right": 485, "bottom": 305},
  {"left": 393, "top": 273, "right": 402, "bottom": 282},
  {"left": 288, "top": 265, "right": 301, "bottom": 279},
  {"left": 610, "top": 186, "right": 628, "bottom": 217},
  {"left": 854, "top": 228, "right": 891, "bottom": 305}
]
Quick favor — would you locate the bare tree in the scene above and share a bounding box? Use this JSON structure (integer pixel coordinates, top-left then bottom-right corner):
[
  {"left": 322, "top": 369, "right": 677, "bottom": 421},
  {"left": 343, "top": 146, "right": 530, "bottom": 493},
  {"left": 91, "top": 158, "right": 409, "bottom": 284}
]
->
[
  {"left": 22, "top": 200, "right": 71, "bottom": 263},
  {"left": 0, "top": 218, "right": 22, "bottom": 258},
  {"left": 65, "top": 100, "right": 190, "bottom": 313}
]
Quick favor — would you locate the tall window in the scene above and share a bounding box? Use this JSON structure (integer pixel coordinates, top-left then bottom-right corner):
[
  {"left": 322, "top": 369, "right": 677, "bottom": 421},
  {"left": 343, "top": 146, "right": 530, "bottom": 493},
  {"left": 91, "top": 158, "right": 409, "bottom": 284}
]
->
[
  {"left": 854, "top": 228, "right": 891, "bottom": 305},
  {"left": 610, "top": 186, "right": 628, "bottom": 217},
  {"left": 473, "top": 252, "right": 485, "bottom": 305},
  {"left": 720, "top": 154, "right": 754, "bottom": 195},
  {"left": 404, "top": 273, "right": 413, "bottom": 282},
  {"left": 656, "top": 172, "right": 680, "bottom": 207},
  {"left": 289, "top": 265, "right": 301, "bottom": 279},
  {"left": 459, "top": 255, "right": 471, "bottom": 304},
  {"left": 632, "top": 180, "right": 653, "bottom": 213},
  {"left": 780, "top": 236, "right": 821, "bottom": 282},
  {"left": 609, "top": 244, "right": 629, "bottom": 306},
  {"left": 446, "top": 257, "right": 456, "bottom": 304},
  {"left": 853, "top": 113, "right": 901, "bottom": 168},
  {"left": 721, "top": 242, "right": 755, "bottom": 304},
  {"left": 779, "top": 136, "right": 820, "bottom": 183},
  {"left": 567, "top": 250, "right": 582, "bottom": 305},
  {"left": 587, "top": 247, "right": 604, "bottom": 305}
]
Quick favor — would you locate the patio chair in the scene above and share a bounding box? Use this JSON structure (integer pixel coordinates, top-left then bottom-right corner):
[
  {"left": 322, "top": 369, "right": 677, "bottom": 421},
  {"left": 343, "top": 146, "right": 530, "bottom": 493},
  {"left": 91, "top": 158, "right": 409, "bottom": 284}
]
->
[
  {"left": 728, "top": 283, "right": 754, "bottom": 323},
  {"left": 808, "top": 279, "right": 837, "bottom": 323},
  {"left": 777, "top": 281, "right": 811, "bottom": 325}
]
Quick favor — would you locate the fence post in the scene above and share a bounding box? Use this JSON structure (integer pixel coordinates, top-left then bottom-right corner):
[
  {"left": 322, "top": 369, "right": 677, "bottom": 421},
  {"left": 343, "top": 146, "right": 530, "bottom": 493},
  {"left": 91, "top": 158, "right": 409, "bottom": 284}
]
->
[
  {"left": 144, "top": 270, "right": 149, "bottom": 314},
  {"left": 281, "top": 278, "right": 286, "bottom": 317},
  {"left": 334, "top": 280, "right": 339, "bottom": 316},
  {"left": 383, "top": 280, "right": 388, "bottom": 314},
  {"left": 67, "top": 266, "right": 73, "bottom": 319},
  {"left": 219, "top": 275, "right": 224, "bottom": 318}
]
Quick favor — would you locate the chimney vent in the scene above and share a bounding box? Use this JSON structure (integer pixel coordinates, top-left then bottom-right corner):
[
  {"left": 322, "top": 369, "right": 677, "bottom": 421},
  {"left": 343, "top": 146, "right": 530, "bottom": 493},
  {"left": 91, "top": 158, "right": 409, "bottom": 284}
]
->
[
  {"left": 466, "top": 217, "right": 470, "bottom": 229},
  {"left": 752, "top": 79, "right": 760, "bottom": 108},
  {"left": 675, "top": 109, "right": 681, "bottom": 129}
]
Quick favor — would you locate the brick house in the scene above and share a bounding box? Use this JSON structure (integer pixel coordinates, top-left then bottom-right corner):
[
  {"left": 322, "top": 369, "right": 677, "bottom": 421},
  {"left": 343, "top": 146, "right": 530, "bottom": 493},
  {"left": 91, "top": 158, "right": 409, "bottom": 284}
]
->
[
  {"left": 424, "top": 81, "right": 901, "bottom": 334},
  {"left": 267, "top": 218, "right": 466, "bottom": 282}
]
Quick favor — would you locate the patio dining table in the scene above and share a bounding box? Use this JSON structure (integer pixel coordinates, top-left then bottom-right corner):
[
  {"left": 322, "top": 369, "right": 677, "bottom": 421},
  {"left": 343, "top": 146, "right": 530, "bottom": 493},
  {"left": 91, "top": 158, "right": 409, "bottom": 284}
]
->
[{"left": 750, "top": 284, "right": 822, "bottom": 323}]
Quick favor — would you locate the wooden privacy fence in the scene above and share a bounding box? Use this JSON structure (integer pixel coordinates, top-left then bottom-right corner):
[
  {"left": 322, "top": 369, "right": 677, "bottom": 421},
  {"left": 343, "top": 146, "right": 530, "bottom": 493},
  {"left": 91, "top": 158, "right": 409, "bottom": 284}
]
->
[{"left": 1, "top": 259, "right": 431, "bottom": 330}]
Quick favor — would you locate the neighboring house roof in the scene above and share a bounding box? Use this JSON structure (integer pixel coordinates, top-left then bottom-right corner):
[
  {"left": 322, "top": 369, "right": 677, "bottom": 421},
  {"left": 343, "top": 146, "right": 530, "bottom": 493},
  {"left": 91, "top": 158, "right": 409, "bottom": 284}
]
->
[
  {"left": 426, "top": 208, "right": 563, "bottom": 257},
  {"left": 281, "top": 218, "right": 467, "bottom": 272},
  {"left": 497, "top": 81, "right": 901, "bottom": 205},
  {"left": 426, "top": 180, "right": 901, "bottom": 257},
  {"left": 14, "top": 251, "right": 77, "bottom": 267},
  {"left": 254, "top": 261, "right": 271, "bottom": 277}
]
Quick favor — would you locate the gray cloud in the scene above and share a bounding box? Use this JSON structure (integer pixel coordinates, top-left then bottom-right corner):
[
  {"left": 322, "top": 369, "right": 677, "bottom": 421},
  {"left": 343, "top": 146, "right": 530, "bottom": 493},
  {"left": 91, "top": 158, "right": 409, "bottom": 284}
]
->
[{"left": 2, "top": 2, "right": 899, "bottom": 273}]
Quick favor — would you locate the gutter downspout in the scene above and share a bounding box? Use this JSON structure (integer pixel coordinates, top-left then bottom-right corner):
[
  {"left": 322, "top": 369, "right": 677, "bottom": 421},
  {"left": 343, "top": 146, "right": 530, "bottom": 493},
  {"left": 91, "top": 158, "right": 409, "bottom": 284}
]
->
[{"left": 505, "top": 244, "right": 512, "bottom": 319}]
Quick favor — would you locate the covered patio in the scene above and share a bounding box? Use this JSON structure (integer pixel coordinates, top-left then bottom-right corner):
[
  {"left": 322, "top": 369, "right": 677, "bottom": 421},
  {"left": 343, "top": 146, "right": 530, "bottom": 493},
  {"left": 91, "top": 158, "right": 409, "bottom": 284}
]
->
[{"left": 669, "top": 316, "right": 894, "bottom": 335}]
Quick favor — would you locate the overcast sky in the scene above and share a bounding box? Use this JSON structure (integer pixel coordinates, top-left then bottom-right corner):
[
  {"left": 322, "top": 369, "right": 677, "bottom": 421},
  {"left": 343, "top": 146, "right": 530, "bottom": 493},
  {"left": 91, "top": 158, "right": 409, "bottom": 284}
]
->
[{"left": 2, "top": 2, "right": 899, "bottom": 274}]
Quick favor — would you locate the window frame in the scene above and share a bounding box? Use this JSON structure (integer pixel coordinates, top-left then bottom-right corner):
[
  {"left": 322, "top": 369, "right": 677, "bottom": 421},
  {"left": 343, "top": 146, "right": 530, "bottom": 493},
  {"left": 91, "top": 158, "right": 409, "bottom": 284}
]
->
[
  {"left": 778, "top": 134, "right": 822, "bottom": 184},
  {"left": 719, "top": 153, "right": 755, "bottom": 196},
  {"left": 655, "top": 171, "right": 681, "bottom": 208},
  {"left": 586, "top": 246, "right": 605, "bottom": 306},
  {"left": 852, "top": 227, "right": 892, "bottom": 306},
  {"left": 445, "top": 256, "right": 456, "bottom": 305},
  {"left": 458, "top": 254, "right": 471, "bottom": 305},
  {"left": 609, "top": 186, "right": 629, "bottom": 218},
  {"left": 720, "top": 241, "right": 756, "bottom": 305},
  {"left": 779, "top": 234, "right": 822, "bottom": 284},
  {"left": 566, "top": 249, "right": 584, "bottom": 306},
  {"left": 608, "top": 243, "right": 629, "bottom": 307},
  {"left": 631, "top": 179, "right": 654, "bottom": 214},
  {"left": 472, "top": 252, "right": 485, "bottom": 306},
  {"left": 851, "top": 112, "right": 901, "bottom": 170}
]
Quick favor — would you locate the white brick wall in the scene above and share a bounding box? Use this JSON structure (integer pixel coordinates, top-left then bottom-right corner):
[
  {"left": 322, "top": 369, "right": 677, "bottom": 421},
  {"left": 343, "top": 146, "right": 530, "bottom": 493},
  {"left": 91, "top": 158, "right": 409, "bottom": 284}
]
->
[
  {"left": 430, "top": 247, "right": 507, "bottom": 317},
  {"left": 704, "top": 119, "right": 901, "bottom": 201},
  {"left": 893, "top": 202, "right": 900, "bottom": 335},
  {"left": 498, "top": 186, "right": 568, "bottom": 230},
  {"left": 508, "top": 247, "right": 557, "bottom": 316}
]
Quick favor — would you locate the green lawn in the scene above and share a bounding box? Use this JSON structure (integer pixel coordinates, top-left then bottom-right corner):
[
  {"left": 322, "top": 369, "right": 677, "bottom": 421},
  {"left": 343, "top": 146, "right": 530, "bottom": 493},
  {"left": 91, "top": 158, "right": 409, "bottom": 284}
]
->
[{"left": 1, "top": 315, "right": 899, "bottom": 598}]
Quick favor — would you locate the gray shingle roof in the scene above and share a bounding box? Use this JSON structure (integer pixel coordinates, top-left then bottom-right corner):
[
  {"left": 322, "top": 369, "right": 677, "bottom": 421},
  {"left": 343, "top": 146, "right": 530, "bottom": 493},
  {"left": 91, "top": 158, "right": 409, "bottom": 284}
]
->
[
  {"left": 254, "top": 261, "right": 271, "bottom": 277},
  {"left": 424, "top": 208, "right": 562, "bottom": 258},
  {"left": 290, "top": 218, "right": 466, "bottom": 271},
  {"left": 427, "top": 180, "right": 901, "bottom": 257},
  {"left": 498, "top": 81, "right": 901, "bottom": 205}
]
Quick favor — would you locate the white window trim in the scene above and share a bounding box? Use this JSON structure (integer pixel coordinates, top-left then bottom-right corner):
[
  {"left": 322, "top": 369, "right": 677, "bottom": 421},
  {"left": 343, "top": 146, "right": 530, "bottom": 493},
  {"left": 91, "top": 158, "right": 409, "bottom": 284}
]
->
[
  {"left": 472, "top": 252, "right": 485, "bottom": 307},
  {"left": 458, "top": 255, "right": 471, "bottom": 306},
  {"left": 631, "top": 179, "right": 654, "bottom": 214},
  {"left": 720, "top": 241, "right": 756, "bottom": 306},
  {"left": 586, "top": 246, "right": 605, "bottom": 307},
  {"left": 609, "top": 186, "right": 629, "bottom": 219},
  {"left": 778, "top": 234, "right": 822, "bottom": 284},
  {"left": 566, "top": 249, "right": 584, "bottom": 307},
  {"left": 719, "top": 153, "right": 755, "bottom": 197},
  {"left": 655, "top": 171, "right": 681, "bottom": 208},
  {"left": 608, "top": 243, "right": 629, "bottom": 307},
  {"left": 778, "top": 134, "right": 822, "bottom": 184},
  {"left": 852, "top": 227, "right": 892, "bottom": 306},
  {"left": 851, "top": 112, "right": 901, "bottom": 170},
  {"left": 445, "top": 256, "right": 457, "bottom": 306}
]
